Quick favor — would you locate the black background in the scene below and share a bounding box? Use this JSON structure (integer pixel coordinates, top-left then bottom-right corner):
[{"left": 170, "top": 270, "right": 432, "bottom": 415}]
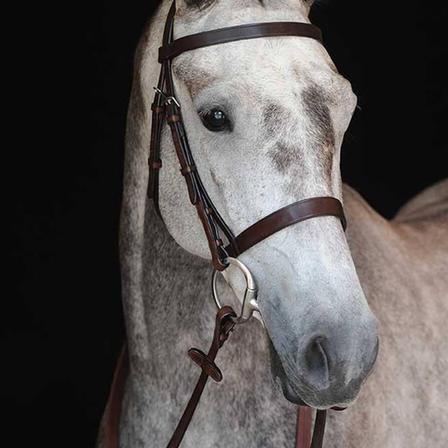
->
[{"left": 5, "top": 0, "right": 447, "bottom": 446}]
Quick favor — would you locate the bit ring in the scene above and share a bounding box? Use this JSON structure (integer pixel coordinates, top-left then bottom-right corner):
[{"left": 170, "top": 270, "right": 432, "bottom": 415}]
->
[{"left": 211, "top": 258, "right": 259, "bottom": 324}]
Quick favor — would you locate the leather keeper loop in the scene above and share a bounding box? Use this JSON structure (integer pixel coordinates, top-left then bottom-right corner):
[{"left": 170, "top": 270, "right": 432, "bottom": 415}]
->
[
  {"left": 188, "top": 348, "right": 223, "bottom": 382},
  {"left": 167, "top": 114, "right": 181, "bottom": 123},
  {"left": 180, "top": 164, "right": 196, "bottom": 176},
  {"left": 151, "top": 104, "right": 164, "bottom": 113}
]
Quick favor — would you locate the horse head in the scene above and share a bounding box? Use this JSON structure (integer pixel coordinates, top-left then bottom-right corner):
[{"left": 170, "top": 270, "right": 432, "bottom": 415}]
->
[{"left": 154, "top": 0, "right": 378, "bottom": 409}]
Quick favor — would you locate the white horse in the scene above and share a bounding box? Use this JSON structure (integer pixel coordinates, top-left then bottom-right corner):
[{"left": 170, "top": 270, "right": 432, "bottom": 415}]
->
[{"left": 98, "top": 1, "right": 448, "bottom": 446}]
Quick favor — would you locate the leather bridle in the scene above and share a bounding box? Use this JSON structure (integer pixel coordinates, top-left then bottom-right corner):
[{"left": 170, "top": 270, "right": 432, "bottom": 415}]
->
[
  {"left": 148, "top": 1, "right": 346, "bottom": 272},
  {"left": 109, "top": 1, "right": 348, "bottom": 447}
]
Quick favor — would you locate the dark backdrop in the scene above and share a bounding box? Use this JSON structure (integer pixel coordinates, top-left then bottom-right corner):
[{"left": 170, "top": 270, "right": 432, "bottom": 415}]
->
[{"left": 5, "top": 0, "right": 447, "bottom": 446}]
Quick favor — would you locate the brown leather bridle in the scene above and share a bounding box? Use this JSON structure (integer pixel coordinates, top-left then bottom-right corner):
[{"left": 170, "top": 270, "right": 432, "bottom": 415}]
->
[
  {"left": 148, "top": 1, "right": 346, "bottom": 272},
  {"left": 105, "top": 1, "right": 348, "bottom": 447}
]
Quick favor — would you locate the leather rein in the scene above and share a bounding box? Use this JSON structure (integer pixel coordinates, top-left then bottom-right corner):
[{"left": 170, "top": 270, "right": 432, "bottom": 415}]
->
[{"left": 105, "top": 1, "right": 348, "bottom": 447}]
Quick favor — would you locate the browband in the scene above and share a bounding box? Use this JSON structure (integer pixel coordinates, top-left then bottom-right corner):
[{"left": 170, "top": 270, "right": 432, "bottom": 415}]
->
[{"left": 159, "top": 21, "right": 323, "bottom": 61}]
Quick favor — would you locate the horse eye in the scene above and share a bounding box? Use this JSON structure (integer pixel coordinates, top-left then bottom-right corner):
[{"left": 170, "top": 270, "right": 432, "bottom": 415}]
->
[{"left": 199, "top": 109, "right": 231, "bottom": 132}]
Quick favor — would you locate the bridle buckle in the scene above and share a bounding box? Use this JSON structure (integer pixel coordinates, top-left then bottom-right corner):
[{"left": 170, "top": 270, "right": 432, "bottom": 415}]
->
[{"left": 153, "top": 87, "right": 181, "bottom": 108}]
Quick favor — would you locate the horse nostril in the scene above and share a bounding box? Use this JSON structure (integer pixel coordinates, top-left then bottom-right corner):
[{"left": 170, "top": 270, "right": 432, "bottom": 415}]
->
[{"left": 303, "top": 336, "right": 330, "bottom": 389}]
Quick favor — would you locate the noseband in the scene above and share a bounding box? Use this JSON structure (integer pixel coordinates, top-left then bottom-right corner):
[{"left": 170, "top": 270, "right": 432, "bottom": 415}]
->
[{"left": 144, "top": 1, "right": 347, "bottom": 447}]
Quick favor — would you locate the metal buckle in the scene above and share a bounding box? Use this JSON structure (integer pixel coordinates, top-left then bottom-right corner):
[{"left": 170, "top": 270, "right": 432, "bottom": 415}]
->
[
  {"left": 153, "top": 87, "right": 181, "bottom": 108},
  {"left": 211, "top": 258, "right": 259, "bottom": 324}
]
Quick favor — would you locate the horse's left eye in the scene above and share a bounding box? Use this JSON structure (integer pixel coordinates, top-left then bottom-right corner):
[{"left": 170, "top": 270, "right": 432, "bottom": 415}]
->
[{"left": 199, "top": 109, "right": 231, "bottom": 132}]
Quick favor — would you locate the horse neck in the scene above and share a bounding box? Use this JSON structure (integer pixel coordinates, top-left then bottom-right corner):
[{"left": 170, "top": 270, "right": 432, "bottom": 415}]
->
[
  {"left": 118, "top": 205, "right": 291, "bottom": 447},
  {"left": 342, "top": 182, "right": 447, "bottom": 268},
  {"left": 342, "top": 183, "right": 447, "bottom": 312},
  {"left": 122, "top": 203, "right": 214, "bottom": 370}
]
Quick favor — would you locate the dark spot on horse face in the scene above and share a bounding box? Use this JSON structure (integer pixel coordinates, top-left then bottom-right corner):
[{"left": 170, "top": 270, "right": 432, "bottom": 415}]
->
[
  {"left": 263, "top": 102, "right": 292, "bottom": 135},
  {"left": 266, "top": 87, "right": 335, "bottom": 184},
  {"left": 270, "top": 142, "right": 300, "bottom": 173},
  {"left": 300, "top": 85, "right": 336, "bottom": 180},
  {"left": 301, "top": 85, "right": 335, "bottom": 149},
  {"left": 173, "top": 62, "right": 216, "bottom": 97}
]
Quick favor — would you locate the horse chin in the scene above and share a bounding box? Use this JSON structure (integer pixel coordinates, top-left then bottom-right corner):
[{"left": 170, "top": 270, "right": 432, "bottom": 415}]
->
[
  {"left": 278, "top": 376, "right": 307, "bottom": 406},
  {"left": 269, "top": 341, "right": 307, "bottom": 406}
]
